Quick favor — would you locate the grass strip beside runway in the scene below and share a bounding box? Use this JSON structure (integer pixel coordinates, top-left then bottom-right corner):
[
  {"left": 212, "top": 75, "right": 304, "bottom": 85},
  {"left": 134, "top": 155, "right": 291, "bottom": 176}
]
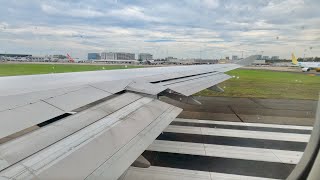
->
[
  {"left": 196, "top": 69, "right": 320, "bottom": 100},
  {"left": 0, "top": 63, "right": 142, "bottom": 76}
]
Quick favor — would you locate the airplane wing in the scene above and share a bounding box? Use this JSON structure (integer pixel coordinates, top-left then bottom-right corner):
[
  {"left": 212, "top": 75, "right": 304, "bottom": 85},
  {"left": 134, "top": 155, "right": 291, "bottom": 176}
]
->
[{"left": 0, "top": 55, "right": 258, "bottom": 179}]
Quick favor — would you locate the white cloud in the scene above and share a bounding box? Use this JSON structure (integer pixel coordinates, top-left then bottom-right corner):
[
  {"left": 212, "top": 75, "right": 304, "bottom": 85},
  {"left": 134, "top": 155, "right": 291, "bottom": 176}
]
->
[
  {"left": 202, "top": 0, "right": 220, "bottom": 9},
  {"left": 0, "top": 0, "right": 320, "bottom": 59},
  {"left": 0, "top": 22, "right": 9, "bottom": 30},
  {"left": 262, "top": 0, "right": 304, "bottom": 14},
  {"left": 108, "top": 6, "right": 163, "bottom": 22},
  {"left": 41, "top": 4, "right": 105, "bottom": 18}
]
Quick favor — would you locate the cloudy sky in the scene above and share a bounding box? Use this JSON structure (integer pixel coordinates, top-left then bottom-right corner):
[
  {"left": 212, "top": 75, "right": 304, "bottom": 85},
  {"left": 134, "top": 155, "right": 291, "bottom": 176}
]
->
[{"left": 0, "top": 0, "right": 319, "bottom": 59}]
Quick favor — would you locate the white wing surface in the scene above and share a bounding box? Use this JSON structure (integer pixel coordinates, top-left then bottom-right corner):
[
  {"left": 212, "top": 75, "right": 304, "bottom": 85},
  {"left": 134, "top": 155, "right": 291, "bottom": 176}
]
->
[{"left": 0, "top": 55, "right": 257, "bottom": 179}]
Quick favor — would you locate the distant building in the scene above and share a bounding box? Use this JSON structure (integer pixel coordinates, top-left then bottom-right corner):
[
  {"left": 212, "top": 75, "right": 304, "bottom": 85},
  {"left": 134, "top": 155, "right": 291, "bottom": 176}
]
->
[
  {"left": 52, "top": 54, "right": 67, "bottom": 59},
  {"left": 94, "top": 59, "right": 138, "bottom": 64},
  {"left": 271, "top": 56, "right": 279, "bottom": 60},
  {"left": 253, "top": 60, "right": 266, "bottom": 64},
  {"left": 101, "top": 52, "right": 107, "bottom": 60},
  {"left": 232, "top": 55, "right": 238, "bottom": 60},
  {"left": 225, "top": 56, "right": 229, "bottom": 60},
  {"left": 165, "top": 58, "right": 218, "bottom": 65},
  {"left": 165, "top": 57, "right": 178, "bottom": 61},
  {"left": 262, "top": 56, "right": 269, "bottom": 60},
  {"left": 106, "top": 52, "right": 115, "bottom": 60},
  {"left": 256, "top": 55, "right": 262, "bottom": 60},
  {"left": 29, "top": 56, "right": 46, "bottom": 62},
  {"left": 88, "top": 53, "right": 101, "bottom": 60},
  {"left": 115, "top": 52, "right": 135, "bottom": 60},
  {"left": 0, "top": 54, "right": 31, "bottom": 58},
  {"left": 46, "top": 54, "right": 68, "bottom": 62},
  {"left": 167, "top": 58, "right": 191, "bottom": 64},
  {"left": 105, "top": 52, "right": 135, "bottom": 60},
  {"left": 138, "top": 53, "right": 153, "bottom": 61}
]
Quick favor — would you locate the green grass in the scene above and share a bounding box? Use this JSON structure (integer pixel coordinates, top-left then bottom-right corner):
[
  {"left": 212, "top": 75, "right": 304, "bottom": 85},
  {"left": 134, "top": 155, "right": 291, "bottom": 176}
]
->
[
  {"left": 1, "top": 64, "right": 319, "bottom": 100},
  {"left": 0, "top": 63, "right": 142, "bottom": 76},
  {"left": 196, "top": 69, "right": 320, "bottom": 100}
]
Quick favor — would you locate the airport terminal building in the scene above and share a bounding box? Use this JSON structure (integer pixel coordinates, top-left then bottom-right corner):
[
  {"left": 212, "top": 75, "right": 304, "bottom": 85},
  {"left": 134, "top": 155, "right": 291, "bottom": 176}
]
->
[
  {"left": 105, "top": 52, "right": 135, "bottom": 60},
  {"left": 138, "top": 53, "right": 153, "bottom": 61},
  {"left": 88, "top": 53, "right": 101, "bottom": 60}
]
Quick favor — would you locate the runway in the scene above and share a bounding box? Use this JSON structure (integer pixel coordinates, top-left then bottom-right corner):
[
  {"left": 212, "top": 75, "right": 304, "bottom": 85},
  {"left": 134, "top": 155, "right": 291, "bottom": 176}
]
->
[
  {"left": 123, "top": 118, "right": 312, "bottom": 180},
  {"left": 162, "top": 96, "right": 317, "bottom": 126},
  {"left": 121, "top": 97, "right": 316, "bottom": 180}
]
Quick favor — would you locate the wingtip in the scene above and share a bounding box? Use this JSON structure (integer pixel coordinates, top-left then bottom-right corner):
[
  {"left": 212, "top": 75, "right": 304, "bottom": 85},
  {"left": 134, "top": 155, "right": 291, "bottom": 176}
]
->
[{"left": 235, "top": 55, "right": 259, "bottom": 66}]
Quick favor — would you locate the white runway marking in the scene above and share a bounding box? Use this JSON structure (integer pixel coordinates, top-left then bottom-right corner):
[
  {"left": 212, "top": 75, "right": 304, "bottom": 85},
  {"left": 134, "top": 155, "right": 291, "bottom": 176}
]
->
[
  {"left": 148, "top": 140, "right": 303, "bottom": 164},
  {"left": 124, "top": 166, "right": 280, "bottom": 180},
  {"left": 165, "top": 125, "right": 310, "bottom": 142},
  {"left": 132, "top": 119, "right": 310, "bottom": 179},
  {"left": 174, "top": 118, "right": 313, "bottom": 130}
]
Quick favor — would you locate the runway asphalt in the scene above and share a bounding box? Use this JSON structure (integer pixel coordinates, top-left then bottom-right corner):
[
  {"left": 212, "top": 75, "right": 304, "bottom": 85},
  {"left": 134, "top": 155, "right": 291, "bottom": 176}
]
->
[
  {"left": 161, "top": 96, "right": 317, "bottom": 126},
  {"left": 123, "top": 96, "right": 317, "bottom": 180}
]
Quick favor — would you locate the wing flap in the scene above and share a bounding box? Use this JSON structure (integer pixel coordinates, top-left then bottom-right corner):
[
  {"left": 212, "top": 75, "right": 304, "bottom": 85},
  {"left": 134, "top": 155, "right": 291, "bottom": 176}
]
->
[
  {"left": 0, "top": 93, "right": 142, "bottom": 171},
  {"left": 0, "top": 95, "right": 182, "bottom": 180},
  {"left": 164, "top": 73, "right": 231, "bottom": 96},
  {"left": 0, "top": 101, "right": 64, "bottom": 140},
  {"left": 43, "top": 86, "right": 111, "bottom": 111},
  {"left": 0, "top": 86, "right": 112, "bottom": 140},
  {"left": 87, "top": 105, "right": 182, "bottom": 179},
  {"left": 125, "top": 81, "right": 167, "bottom": 95},
  {"left": 156, "top": 72, "right": 220, "bottom": 86}
]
